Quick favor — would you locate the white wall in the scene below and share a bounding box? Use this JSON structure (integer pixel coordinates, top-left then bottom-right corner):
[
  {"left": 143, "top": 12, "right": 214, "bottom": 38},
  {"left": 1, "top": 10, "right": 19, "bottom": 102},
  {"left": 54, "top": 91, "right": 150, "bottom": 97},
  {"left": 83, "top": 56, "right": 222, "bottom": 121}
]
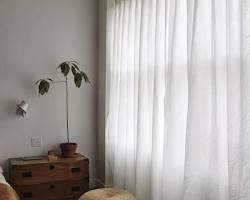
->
[{"left": 0, "top": 0, "right": 98, "bottom": 185}]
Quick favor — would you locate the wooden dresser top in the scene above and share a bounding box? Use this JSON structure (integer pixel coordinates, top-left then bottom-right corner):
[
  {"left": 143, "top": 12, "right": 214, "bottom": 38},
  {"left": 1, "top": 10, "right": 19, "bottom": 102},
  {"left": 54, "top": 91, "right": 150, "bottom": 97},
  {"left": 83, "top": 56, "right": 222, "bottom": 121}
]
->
[{"left": 10, "top": 154, "right": 88, "bottom": 166}]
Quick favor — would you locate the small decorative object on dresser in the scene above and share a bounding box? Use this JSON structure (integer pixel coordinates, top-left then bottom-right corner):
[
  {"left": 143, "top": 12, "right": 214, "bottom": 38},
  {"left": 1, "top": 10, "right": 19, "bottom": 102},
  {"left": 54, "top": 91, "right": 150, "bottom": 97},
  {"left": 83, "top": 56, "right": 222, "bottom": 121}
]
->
[
  {"left": 47, "top": 150, "right": 58, "bottom": 161},
  {"left": 9, "top": 154, "right": 89, "bottom": 200}
]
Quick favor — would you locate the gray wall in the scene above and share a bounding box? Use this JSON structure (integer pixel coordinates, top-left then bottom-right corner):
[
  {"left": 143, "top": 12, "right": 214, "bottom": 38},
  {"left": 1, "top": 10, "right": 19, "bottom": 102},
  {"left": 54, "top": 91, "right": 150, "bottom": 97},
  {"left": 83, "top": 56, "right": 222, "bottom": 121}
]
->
[
  {"left": 0, "top": 0, "right": 98, "bottom": 185},
  {"left": 97, "top": 0, "right": 107, "bottom": 184}
]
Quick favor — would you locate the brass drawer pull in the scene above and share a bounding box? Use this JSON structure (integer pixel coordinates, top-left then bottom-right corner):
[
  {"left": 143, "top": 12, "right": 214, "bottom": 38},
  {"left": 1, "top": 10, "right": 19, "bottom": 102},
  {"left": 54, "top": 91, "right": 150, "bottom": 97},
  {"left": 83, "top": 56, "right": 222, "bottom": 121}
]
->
[
  {"left": 50, "top": 185, "right": 55, "bottom": 189},
  {"left": 23, "top": 191, "right": 32, "bottom": 198},
  {"left": 49, "top": 165, "right": 55, "bottom": 170},
  {"left": 71, "top": 167, "right": 80, "bottom": 173},
  {"left": 22, "top": 172, "right": 32, "bottom": 178},
  {"left": 72, "top": 186, "right": 80, "bottom": 191}
]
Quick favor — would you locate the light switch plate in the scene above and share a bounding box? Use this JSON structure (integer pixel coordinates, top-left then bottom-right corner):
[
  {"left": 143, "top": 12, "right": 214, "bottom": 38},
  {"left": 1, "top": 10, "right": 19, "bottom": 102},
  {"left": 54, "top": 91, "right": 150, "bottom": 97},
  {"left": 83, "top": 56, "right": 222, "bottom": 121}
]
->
[{"left": 31, "top": 136, "right": 42, "bottom": 147}]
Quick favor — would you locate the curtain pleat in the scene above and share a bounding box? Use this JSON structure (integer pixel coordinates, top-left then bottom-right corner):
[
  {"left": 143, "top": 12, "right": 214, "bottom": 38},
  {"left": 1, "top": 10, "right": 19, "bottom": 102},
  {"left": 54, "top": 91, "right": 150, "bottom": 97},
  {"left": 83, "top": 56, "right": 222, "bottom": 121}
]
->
[{"left": 106, "top": 0, "right": 250, "bottom": 199}]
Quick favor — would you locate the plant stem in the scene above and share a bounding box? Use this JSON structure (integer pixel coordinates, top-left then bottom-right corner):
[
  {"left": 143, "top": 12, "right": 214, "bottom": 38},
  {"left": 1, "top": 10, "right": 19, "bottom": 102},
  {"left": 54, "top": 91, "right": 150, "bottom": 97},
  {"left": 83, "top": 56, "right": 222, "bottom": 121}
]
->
[{"left": 66, "top": 76, "right": 69, "bottom": 143}]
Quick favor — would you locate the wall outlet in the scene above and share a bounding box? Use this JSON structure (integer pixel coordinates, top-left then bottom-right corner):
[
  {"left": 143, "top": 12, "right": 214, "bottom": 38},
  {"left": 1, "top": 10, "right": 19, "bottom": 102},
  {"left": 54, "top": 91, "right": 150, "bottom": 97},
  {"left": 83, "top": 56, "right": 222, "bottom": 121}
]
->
[{"left": 31, "top": 136, "right": 42, "bottom": 147}]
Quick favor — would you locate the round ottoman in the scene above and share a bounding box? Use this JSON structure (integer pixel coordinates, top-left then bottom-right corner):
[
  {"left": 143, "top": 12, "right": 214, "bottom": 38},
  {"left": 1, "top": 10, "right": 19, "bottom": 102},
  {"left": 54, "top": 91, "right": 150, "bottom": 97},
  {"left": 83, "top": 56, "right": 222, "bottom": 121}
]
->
[{"left": 79, "top": 188, "right": 136, "bottom": 200}]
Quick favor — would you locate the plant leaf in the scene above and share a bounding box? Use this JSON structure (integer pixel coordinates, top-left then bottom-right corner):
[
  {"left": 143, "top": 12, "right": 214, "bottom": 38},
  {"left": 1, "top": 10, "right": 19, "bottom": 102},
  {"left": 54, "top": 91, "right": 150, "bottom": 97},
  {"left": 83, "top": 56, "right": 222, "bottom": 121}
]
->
[
  {"left": 35, "top": 79, "right": 42, "bottom": 85},
  {"left": 35, "top": 78, "right": 52, "bottom": 85},
  {"left": 71, "top": 66, "right": 77, "bottom": 76},
  {"left": 58, "top": 62, "right": 70, "bottom": 76},
  {"left": 80, "top": 71, "right": 90, "bottom": 83},
  {"left": 70, "top": 60, "right": 80, "bottom": 65},
  {"left": 74, "top": 73, "right": 82, "bottom": 88},
  {"left": 38, "top": 80, "right": 50, "bottom": 95},
  {"left": 71, "top": 63, "right": 80, "bottom": 71}
]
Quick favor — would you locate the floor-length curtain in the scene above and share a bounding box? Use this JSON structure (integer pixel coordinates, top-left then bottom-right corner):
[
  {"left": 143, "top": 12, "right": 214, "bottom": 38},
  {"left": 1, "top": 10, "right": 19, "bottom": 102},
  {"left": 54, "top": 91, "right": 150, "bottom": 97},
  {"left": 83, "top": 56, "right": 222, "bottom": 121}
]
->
[{"left": 105, "top": 0, "right": 250, "bottom": 200}]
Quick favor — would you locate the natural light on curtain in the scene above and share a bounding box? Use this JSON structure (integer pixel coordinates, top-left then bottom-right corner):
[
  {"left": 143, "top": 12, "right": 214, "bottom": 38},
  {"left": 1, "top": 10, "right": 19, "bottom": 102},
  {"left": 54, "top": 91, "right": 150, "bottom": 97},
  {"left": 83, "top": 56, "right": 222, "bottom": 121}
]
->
[{"left": 105, "top": 0, "right": 250, "bottom": 200}]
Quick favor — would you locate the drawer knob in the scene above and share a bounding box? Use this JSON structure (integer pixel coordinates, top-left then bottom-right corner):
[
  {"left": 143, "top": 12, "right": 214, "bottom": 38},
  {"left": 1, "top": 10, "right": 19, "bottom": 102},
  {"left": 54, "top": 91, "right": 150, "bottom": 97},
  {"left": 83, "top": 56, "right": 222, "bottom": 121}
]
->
[
  {"left": 71, "top": 167, "right": 80, "bottom": 173},
  {"left": 49, "top": 165, "right": 55, "bottom": 170},
  {"left": 50, "top": 185, "right": 55, "bottom": 189},
  {"left": 22, "top": 172, "right": 32, "bottom": 178},
  {"left": 23, "top": 191, "right": 32, "bottom": 198},
  {"left": 72, "top": 186, "right": 80, "bottom": 191}
]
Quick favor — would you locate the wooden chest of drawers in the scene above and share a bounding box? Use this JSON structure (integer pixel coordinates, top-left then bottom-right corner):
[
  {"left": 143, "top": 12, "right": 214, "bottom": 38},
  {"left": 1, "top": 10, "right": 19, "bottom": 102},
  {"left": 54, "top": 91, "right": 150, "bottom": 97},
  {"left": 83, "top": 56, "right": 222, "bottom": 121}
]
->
[{"left": 9, "top": 154, "right": 89, "bottom": 200}]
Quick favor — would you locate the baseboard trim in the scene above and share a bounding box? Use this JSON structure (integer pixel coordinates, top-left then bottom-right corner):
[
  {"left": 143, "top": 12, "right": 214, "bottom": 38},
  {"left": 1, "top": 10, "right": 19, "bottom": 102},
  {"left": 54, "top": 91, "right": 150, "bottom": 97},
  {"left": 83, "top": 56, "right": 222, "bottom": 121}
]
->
[
  {"left": 89, "top": 178, "right": 105, "bottom": 189},
  {"left": 104, "top": 184, "right": 113, "bottom": 188},
  {"left": 89, "top": 178, "right": 115, "bottom": 189}
]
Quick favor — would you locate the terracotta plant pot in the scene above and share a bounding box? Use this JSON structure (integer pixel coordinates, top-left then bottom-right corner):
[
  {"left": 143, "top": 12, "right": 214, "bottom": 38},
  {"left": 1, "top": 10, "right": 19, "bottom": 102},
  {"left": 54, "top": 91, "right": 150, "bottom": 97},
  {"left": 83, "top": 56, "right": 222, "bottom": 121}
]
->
[{"left": 60, "top": 143, "right": 78, "bottom": 158}]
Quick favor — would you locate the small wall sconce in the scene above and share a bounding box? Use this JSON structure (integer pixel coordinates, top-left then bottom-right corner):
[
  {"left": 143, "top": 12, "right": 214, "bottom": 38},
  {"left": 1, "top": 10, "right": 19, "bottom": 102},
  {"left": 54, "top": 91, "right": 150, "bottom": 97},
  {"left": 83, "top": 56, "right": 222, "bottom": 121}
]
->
[{"left": 16, "top": 100, "right": 29, "bottom": 117}]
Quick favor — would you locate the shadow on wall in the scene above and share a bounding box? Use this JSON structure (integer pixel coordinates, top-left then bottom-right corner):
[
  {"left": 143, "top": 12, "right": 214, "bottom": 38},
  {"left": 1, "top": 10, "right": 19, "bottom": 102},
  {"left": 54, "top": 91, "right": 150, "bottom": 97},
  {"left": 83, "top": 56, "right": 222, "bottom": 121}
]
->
[
  {"left": 0, "top": 67, "right": 35, "bottom": 181},
  {"left": 0, "top": 98, "right": 20, "bottom": 119},
  {"left": 0, "top": 98, "right": 26, "bottom": 181}
]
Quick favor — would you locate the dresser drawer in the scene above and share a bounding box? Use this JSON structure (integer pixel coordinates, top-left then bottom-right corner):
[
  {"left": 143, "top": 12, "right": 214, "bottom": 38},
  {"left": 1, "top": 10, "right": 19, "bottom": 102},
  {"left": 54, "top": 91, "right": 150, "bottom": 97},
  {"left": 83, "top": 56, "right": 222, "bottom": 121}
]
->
[
  {"left": 14, "top": 179, "right": 89, "bottom": 200},
  {"left": 11, "top": 160, "right": 89, "bottom": 185}
]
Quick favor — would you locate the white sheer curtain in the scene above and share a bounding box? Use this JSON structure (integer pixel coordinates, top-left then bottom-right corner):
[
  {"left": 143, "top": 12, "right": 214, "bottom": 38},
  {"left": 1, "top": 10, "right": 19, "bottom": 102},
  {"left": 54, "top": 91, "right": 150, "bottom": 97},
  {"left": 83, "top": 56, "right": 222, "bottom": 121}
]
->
[{"left": 105, "top": 0, "right": 250, "bottom": 200}]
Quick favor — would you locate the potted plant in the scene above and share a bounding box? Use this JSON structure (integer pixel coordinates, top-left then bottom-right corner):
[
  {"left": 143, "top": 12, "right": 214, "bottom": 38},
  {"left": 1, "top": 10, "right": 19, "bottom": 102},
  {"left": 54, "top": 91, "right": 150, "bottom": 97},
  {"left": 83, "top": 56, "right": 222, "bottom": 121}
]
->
[{"left": 35, "top": 61, "right": 90, "bottom": 158}]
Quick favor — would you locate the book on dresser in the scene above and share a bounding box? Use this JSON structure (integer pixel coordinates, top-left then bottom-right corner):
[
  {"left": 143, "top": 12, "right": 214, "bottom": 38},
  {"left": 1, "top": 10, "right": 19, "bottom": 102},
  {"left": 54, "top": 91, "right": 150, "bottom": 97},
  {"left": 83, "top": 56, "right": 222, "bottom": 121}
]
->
[{"left": 9, "top": 154, "right": 89, "bottom": 200}]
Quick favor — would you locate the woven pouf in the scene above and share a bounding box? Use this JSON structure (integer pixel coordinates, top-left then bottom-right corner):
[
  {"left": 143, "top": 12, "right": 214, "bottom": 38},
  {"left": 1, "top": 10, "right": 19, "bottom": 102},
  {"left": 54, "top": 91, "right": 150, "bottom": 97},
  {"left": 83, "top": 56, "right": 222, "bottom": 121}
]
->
[{"left": 79, "top": 188, "right": 136, "bottom": 200}]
